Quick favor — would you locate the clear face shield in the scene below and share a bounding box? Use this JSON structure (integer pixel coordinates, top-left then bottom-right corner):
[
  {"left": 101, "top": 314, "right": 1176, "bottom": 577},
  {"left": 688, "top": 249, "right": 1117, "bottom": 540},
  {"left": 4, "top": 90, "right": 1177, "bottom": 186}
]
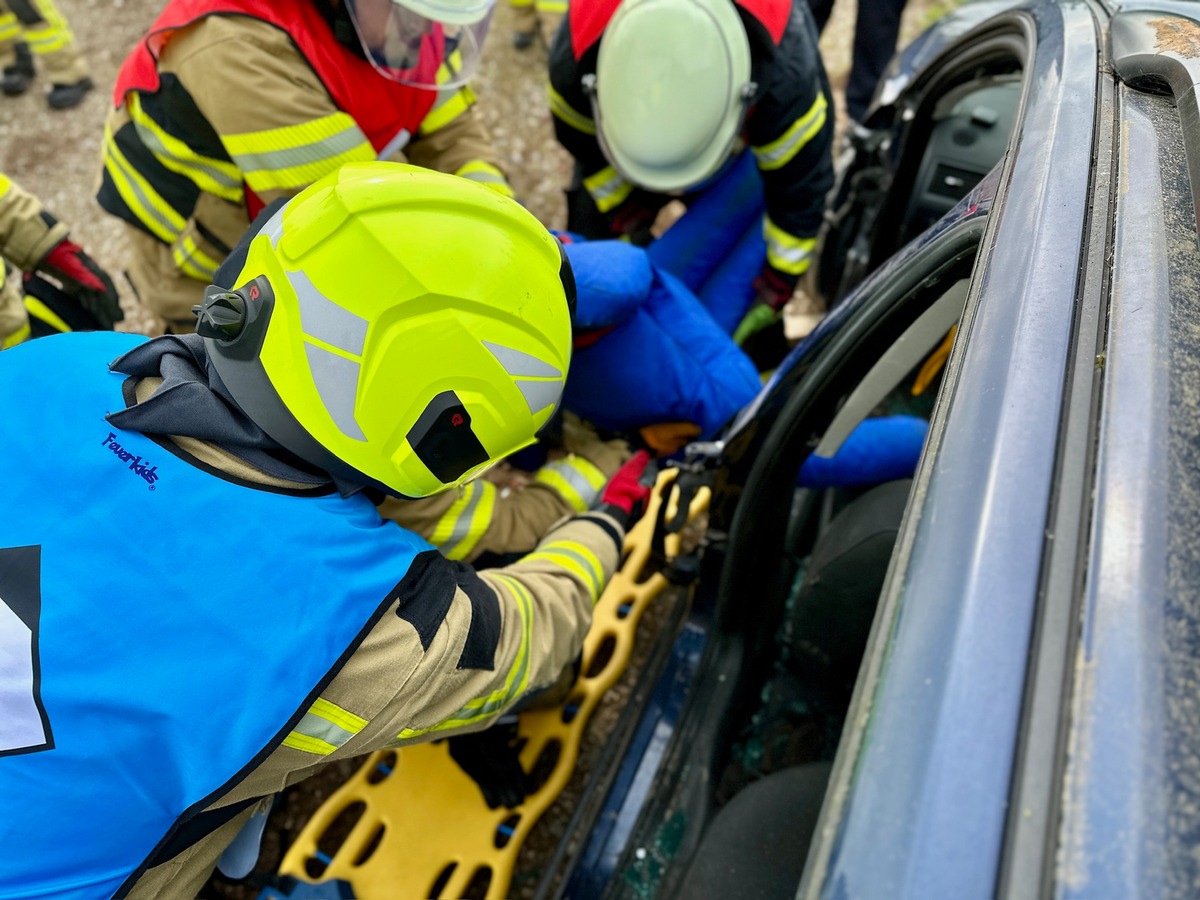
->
[{"left": 344, "top": 0, "right": 495, "bottom": 90}]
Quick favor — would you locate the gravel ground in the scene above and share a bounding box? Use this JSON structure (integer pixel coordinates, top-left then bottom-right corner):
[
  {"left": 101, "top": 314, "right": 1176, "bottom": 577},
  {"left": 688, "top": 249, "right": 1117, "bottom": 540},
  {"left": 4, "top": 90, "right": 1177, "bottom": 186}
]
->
[{"left": 0, "top": 0, "right": 952, "bottom": 895}]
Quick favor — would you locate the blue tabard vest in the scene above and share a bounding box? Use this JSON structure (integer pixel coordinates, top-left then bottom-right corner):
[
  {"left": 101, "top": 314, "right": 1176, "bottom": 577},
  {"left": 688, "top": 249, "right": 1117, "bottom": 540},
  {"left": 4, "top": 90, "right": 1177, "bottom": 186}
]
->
[{"left": 0, "top": 332, "right": 433, "bottom": 899}]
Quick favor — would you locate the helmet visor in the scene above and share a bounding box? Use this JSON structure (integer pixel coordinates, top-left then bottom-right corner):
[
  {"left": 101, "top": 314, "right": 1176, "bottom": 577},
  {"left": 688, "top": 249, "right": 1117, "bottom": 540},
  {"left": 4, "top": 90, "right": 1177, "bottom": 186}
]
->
[{"left": 344, "top": 0, "right": 494, "bottom": 89}]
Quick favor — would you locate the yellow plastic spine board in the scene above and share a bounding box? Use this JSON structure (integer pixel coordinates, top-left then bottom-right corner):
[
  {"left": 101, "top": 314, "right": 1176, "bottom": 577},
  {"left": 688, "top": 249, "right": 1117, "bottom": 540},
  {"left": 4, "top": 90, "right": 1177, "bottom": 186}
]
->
[{"left": 277, "top": 469, "right": 709, "bottom": 899}]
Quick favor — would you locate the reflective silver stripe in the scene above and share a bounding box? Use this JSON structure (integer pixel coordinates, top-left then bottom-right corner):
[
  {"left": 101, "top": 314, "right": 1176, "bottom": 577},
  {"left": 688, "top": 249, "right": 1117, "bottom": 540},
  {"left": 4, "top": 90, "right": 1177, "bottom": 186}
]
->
[
  {"left": 441, "top": 480, "right": 487, "bottom": 558},
  {"left": 290, "top": 268, "right": 369, "bottom": 356},
  {"left": 484, "top": 340, "right": 563, "bottom": 414},
  {"left": 130, "top": 118, "right": 243, "bottom": 192},
  {"left": 304, "top": 343, "right": 366, "bottom": 441},
  {"left": 516, "top": 379, "right": 561, "bottom": 414},
  {"left": 228, "top": 126, "right": 367, "bottom": 175},
  {"left": 104, "top": 135, "right": 184, "bottom": 242},
  {"left": 483, "top": 340, "right": 563, "bottom": 378},
  {"left": 292, "top": 710, "right": 359, "bottom": 750},
  {"left": 585, "top": 169, "right": 630, "bottom": 206},
  {"left": 462, "top": 169, "right": 508, "bottom": 186},
  {"left": 173, "top": 237, "right": 219, "bottom": 280},
  {"left": 752, "top": 93, "right": 828, "bottom": 171},
  {"left": 765, "top": 235, "right": 814, "bottom": 270},
  {"left": 541, "top": 459, "right": 603, "bottom": 507}
]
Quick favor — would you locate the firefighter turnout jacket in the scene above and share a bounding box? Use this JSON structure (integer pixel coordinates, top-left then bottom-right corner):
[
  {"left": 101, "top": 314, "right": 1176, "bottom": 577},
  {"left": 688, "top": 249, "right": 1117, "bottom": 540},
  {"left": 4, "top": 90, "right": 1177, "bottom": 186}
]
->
[
  {"left": 0, "top": 173, "right": 68, "bottom": 347},
  {"left": 98, "top": 0, "right": 513, "bottom": 332},
  {"left": 548, "top": 0, "right": 834, "bottom": 293},
  {"left": 0, "top": 332, "right": 622, "bottom": 898}
]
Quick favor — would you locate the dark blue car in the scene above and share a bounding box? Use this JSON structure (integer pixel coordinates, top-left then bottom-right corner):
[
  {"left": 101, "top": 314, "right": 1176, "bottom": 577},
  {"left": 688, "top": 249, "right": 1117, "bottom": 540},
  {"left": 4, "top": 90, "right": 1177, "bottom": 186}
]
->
[{"left": 543, "top": 2, "right": 1200, "bottom": 898}]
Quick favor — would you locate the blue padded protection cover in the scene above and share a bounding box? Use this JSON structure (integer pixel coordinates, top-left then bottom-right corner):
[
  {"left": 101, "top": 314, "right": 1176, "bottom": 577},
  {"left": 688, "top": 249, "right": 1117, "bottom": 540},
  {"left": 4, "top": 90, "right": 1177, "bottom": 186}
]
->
[
  {"left": 566, "top": 239, "right": 654, "bottom": 329},
  {"left": 648, "top": 151, "right": 766, "bottom": 296},
  {"left": 798, "top": 416, "right": 930, "bottom": 488},
  {"left": 563, "top": 240, "right": 761, "bottom": 438},
  {"left": 698, "top": 221, "right": 767, "bottom": 335}
]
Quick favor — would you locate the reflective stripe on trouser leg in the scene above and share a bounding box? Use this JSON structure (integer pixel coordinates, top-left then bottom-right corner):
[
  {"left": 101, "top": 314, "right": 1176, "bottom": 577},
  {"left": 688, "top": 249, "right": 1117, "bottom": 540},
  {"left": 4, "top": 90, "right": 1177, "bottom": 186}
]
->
[{"left": 23, "top": 0, "right": 87, "bottom": 83}]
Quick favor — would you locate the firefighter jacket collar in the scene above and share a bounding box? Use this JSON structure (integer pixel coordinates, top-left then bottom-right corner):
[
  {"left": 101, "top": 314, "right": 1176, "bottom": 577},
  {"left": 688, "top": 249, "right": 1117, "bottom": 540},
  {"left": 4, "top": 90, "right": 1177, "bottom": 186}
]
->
[{"left": 106, "top": 333, "right": 331, "bottom": 488}]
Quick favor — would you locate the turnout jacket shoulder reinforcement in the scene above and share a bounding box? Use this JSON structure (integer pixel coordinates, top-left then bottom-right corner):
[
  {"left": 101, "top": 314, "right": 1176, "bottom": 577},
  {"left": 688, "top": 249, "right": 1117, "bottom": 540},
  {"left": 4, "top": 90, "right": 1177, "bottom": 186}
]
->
[
  {"left": 0, "top": 332, "right": 621, "bottom": 899},
  {"left": 548, "top": 0, "right": 834, "bottom": 286},
  {"left": 98, "top": 0, "right": 511, "bottom": 291}
]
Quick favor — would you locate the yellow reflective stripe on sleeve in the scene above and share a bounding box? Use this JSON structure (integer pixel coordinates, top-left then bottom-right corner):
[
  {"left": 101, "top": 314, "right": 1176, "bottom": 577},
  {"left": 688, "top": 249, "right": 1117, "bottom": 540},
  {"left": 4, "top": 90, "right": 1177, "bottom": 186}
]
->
[
  {"left": 538, "top": 0, "right": 568, "bottom": 11},
  {"left": 522, "top": 539, "right": 604, "bottom": 602},
  {"left": 24, "top": 297, "right": 71, "bottom": 334},
  {"left": 751, "top": 92, "right": 828, "bottom": 172},
  {"left": 454, "top": 160, "right": 514, "bottom": 197},
  {"left": 223, "top": 113, "right": 374, "bottom": 194},
  {"left": 0, "top": 15, "right": 20, "bottom": 42},
  {"left": 763, "top": 217, "right": 817, "bottom": 276},
  {"left": 548, "top": 82, "right": 596, "bottom": 136},
  {"left": 0, "top": 173, "right": 12, "bottom": 195},
  {"left": 128, "top": 94, "right": 243, "bottom": 203},
  {"left": 533, "top": 455, "right": 608, "bottom": 513},
  {"left": 282, "top": 697, "right": 368, "bottom": 756},
  {"left": 430, "top": 479, "right": 498, "bottom": 561},
  {"left": 583, "top": 166, "right": 633, "bottom": 213},
  {"left": 3, "top": 323, "right": 31, "bottom": 349},
  {"left": 171, "top": 234, "right": 222, "bottom": 282},
  {"left": 102, "top": 123, "right": 187, "bottom": 244},
  {"left": 395, "top": 572, "right": 533, "bottom": 740},
  {"left": 421, "top": 84, "right": 476, "bottom": 134}
]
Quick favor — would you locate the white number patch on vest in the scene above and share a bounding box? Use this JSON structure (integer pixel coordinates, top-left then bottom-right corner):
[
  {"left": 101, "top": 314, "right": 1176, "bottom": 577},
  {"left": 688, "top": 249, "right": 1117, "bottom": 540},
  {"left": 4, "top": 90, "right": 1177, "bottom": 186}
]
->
[{"left": 0, "top": 545, "right": 52, "bottom": 755}]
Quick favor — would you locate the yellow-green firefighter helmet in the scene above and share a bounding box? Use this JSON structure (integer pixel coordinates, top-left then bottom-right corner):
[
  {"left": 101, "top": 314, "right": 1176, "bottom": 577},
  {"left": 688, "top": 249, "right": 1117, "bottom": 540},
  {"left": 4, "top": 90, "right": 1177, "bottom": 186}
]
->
[{"left": 196, "top": 162, "right": 575, "bottom": 498}]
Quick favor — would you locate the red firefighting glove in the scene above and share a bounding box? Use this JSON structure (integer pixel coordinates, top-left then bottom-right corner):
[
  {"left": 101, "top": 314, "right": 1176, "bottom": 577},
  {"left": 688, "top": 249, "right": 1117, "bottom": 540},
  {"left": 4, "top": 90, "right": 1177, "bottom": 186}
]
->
[
  {"left": 36, "top": 238, "right": 123, "bottom": 329},
  {"left": 733, "top": 267, "right": 796, "bottom": 346},
  {"left": 597, "top": 450, "right": 657, "bottom": 529}
]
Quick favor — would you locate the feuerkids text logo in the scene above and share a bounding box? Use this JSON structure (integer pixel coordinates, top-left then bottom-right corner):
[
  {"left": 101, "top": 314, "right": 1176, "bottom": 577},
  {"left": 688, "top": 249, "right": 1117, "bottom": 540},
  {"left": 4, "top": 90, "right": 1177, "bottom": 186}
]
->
[{"left": 101, "top": 432, "right": 160, "bottom": 490}]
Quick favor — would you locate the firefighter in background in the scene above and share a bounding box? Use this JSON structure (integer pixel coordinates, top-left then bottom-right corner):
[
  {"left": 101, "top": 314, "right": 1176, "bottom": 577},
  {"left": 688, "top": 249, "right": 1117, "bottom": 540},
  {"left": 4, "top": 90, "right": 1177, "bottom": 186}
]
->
[
  {"left": 510, "top": 0, "right": 566, "bottom": 50},
  {"left": 0, "top": 0, "right": 92, "bottom": 109},
  {"left": 548, "top": 0, "right": 835, "bottom": 348},
  {"left": 98, "top": 0, "right": 515, "bottom": 334},
  {"left": 0, "top": 173, "right": 121, "bottom": 348},
  {"left": 0, "top": 162, "right": 653, "bottom": 897}
]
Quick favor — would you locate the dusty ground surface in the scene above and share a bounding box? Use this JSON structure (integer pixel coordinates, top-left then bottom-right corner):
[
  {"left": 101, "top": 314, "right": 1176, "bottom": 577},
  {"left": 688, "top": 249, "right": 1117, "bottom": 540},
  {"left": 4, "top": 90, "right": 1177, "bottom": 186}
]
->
[{"left": 0, "top": 0, "right": 954, "bottom": 896}]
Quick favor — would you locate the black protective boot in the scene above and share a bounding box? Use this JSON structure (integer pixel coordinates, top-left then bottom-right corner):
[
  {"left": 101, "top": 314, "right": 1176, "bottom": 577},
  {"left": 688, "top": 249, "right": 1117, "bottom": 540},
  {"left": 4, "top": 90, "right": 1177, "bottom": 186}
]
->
[
  {"left": 1, "top": 42, "right": 35, "bottom": 96},
  {"left": 512, "top": 29, "right": 537, "bottom": 50},
  {"left": 47, "top": 75, "right": 93, "bottom": 110}
]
